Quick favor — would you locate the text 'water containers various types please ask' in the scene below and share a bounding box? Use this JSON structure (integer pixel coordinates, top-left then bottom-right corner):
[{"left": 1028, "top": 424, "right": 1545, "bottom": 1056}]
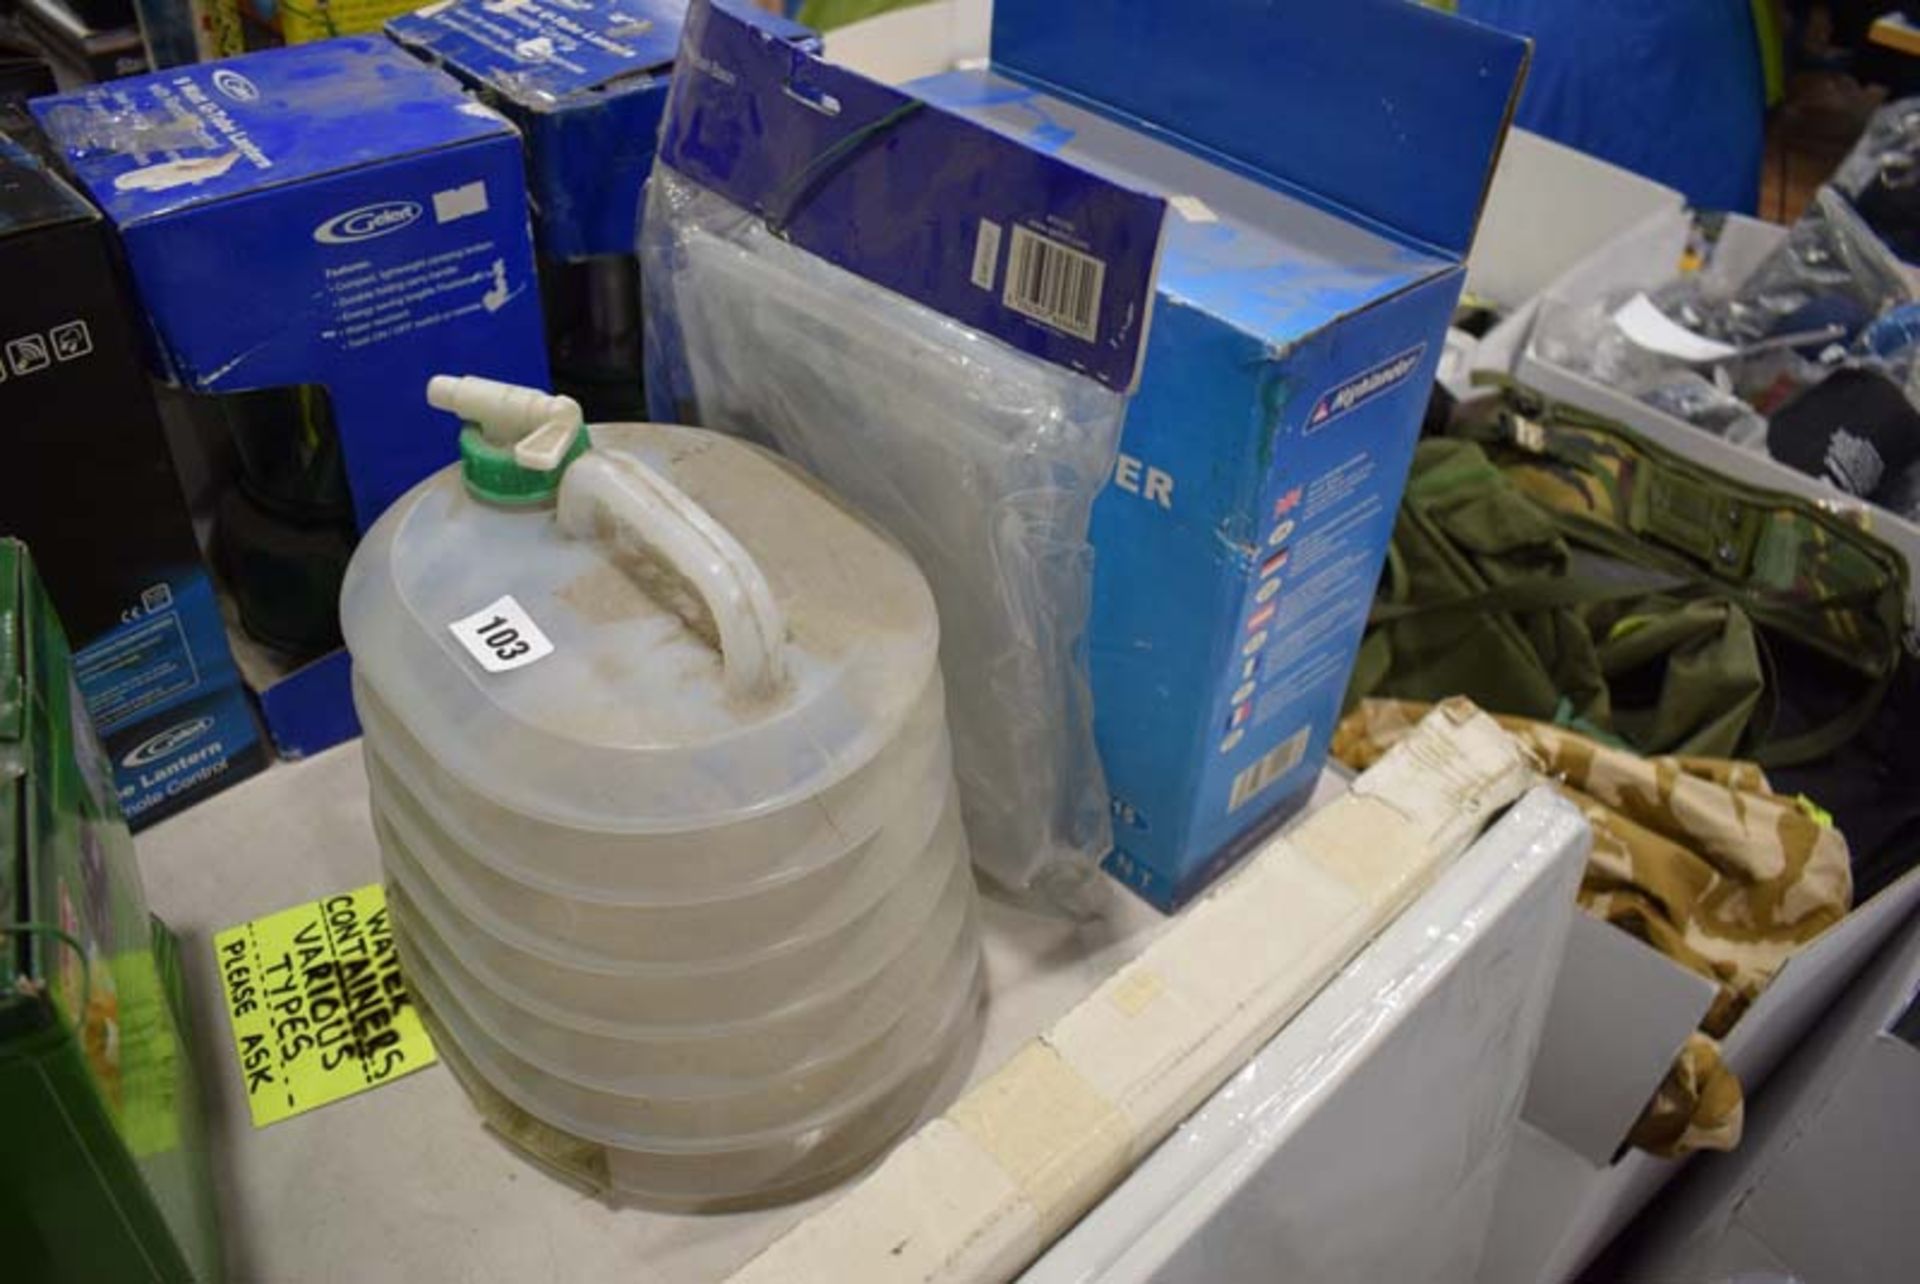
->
[{"left": 339, "top": 377, "right": 983, "bottom": 1208}]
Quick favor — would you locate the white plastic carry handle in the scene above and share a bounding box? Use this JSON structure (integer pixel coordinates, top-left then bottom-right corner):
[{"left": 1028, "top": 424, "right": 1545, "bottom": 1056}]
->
[{"left": 557, "top": 449, "right": 790, "bottom": 701}]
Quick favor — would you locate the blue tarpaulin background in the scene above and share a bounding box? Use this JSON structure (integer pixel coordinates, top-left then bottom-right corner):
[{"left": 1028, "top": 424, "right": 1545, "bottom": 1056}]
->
[{"left": 1460, "top": 0, "right": 1767, "bottom": 213}]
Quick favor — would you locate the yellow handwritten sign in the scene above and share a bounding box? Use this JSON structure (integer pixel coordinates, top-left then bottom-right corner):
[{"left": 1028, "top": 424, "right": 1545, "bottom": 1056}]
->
[
  {"left": 213, "top": 883, "right": 436, "bottom": 1127},
  {"left": 279, "top": 0, "right": 425, "bottom": 46}
]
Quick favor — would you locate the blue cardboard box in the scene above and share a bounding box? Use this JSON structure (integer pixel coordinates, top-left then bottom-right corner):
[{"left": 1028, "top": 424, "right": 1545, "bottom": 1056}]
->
[
  {"left": 386, "top": 0, "right": 814, "bottom": 422},
  {"left": 913, "top": 0, "right": 1529, "bottom": 909},
  {"left": 32, "top": 37, "right": 549, "bottom": 758},
  {"left": 387, "top": 0, "right": 816, "bottom": 258},
  {"left": 0, "top": 136, "right": 267, "bottom": 828},
  {"left": 387, "top": 0, "right": 691, "bottom": 263}
]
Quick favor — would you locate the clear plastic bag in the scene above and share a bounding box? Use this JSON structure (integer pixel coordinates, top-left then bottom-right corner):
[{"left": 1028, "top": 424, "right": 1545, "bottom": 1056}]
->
[
  {"left": 1636, "top": 370, "right": 1771, "bottom": 448},
  {"left": 1853, "top": 299, "right": 1920, "bottom": 408},
  {"left": 1831, "top": 96, "right": 1920, "bottom": 263},
  {"left": 1700, "top": 188, "right": 1913, "bottom": 346},
  {"left": 1528, "top": 294, "right": 1683, "bottom": 390},
  {"left": 641, "top": 166, "right": 1116, "bottom": 907},
  {"left": 1833, "top": 97, "right": 1920, "bottom": 197}
]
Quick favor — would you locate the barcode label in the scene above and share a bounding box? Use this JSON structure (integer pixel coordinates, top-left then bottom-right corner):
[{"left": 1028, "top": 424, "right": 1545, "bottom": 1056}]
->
[
  {"left": 1003, "top": 224, "right": 1105, "bottom": 342},
  {"left": 1227, "top": 725, "right": 1310, "bottom": 813},
  {"left": 971, "top": 219, "right": 1002, "bottom": 291}
]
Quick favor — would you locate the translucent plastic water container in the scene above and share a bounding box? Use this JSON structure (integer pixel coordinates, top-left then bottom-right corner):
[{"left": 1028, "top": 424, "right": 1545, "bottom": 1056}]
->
[{"left": 340, "top": 378, "right": 982, "bottom": 1207}]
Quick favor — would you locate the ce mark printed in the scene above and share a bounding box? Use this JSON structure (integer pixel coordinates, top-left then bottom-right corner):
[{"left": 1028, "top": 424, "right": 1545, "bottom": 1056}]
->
[{"left": 2, "top": 319, "right": 92, "bottom": 380}]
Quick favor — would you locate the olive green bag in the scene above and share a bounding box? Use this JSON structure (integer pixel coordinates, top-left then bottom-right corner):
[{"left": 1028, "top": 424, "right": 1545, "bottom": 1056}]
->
[{"left": 1350, "top": 388, "right": 1911, "bottom": 766}]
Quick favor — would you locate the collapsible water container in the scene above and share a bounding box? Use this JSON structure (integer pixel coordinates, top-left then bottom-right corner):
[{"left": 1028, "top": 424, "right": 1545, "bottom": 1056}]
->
[{"left": 340, "top": 377, "right": 982, "bottom": 1208}]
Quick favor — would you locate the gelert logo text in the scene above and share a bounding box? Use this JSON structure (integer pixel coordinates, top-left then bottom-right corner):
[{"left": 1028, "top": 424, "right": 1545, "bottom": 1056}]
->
[
  {"left": 1305, "top": 344, "right": 1427, "bottom": 433},
  {"left": 211, "top": 69, "right": 260, "bottom": 102},
  {"left": 122, "top": 716, "right": 215, "bottom": 769},
  {"left": 313, "top": 201, "right": 423, "bottom": 245}
]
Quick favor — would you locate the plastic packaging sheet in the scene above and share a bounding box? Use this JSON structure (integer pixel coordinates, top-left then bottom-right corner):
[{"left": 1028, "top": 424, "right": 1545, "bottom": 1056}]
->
[
  {"left": 1687, "top": 190, "right": 1912, "bottom": 349},
  {"left": 1023, "top": 786, "right": 1589, "bottom": 1284},
  {"left": 1833, "top": 97, "right": 1920, "bottom": 196},
  {"left": 1832, "top": 96, "right": 1920, "bottom": 264},
  {"left": 1635, "top": 371, "right": 1771, "bottom": 449},
  {"left": 641, "top": 166, "right": 1118, "bottom": 906}
]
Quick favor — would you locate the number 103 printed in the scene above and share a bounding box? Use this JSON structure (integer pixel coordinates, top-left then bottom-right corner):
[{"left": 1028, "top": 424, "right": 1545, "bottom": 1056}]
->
[{"left": 448, "top": 594, "right": 555, "bottom": 673}]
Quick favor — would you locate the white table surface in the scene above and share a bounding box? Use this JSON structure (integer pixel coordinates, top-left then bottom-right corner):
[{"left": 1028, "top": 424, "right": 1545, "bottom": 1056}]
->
[{"left": 136, "top": 740, "right": 1341, "bottom": 1283}]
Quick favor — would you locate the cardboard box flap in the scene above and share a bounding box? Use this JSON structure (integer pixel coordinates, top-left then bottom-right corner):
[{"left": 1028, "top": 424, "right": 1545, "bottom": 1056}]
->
[
  {"left": 1737, "top": 1031, "right": 1920, "bottom": 1282},
  {"left": 390, "top": 0, "right": 814, "bottom": 262},
  {"left": 31, "top": 38, "right": 513, "bottom": 225},
  {"left": 1535, "top": 204, "right": 1692, "bottom": 311},
  {"left": 656, "top": 0, "right": 1167, "bottom": 394},
  {"left": 1722, "top": 864, "right": 1920, "bottom": 1080},
  {"left": 1025, "top": 787, "right": 1588, "bottom": 1283},
  {"left": 1522, "top": 911, "right": 1716, "bottom": 1166},
  {"left": 1484, "top": 880, "right": 1920, "bottom": 1282},
  {"left": 388, "top": 0, "right": 685, "bottom": 104},
  {"left": 0, "top": 135, "right": 92, "bottom": 235},
  {"left": 1612, "top": 895, "right": 1920, "bottom": 1284},
  {"left": 1467, "top": 129, "right": 1684, "bottom": 311},
  {"left": 390, "top": 0, "right": 813, "bottom": 104},
  {"left": 911, "top": 67, "right": 1454, "bottom": 347},
  {"left": 987, "top": 0, "right": 1530, "bottom": 259}
]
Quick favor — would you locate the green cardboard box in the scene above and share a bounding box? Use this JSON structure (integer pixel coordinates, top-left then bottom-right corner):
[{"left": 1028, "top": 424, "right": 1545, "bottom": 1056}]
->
[{"left": 0, "top": 538, "right": 223, "bottom": 1282}]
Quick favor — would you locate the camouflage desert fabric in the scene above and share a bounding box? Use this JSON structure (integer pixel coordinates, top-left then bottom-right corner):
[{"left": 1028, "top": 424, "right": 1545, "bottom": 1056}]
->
[{"left": 1334, "top": 697, "right": 1852, "bottom": 1156}]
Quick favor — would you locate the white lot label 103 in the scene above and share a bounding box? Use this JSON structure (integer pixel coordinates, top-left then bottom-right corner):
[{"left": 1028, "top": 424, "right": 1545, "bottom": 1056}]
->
[{"left": 448, "top": 594, "right": 554, "bottom": 673}]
